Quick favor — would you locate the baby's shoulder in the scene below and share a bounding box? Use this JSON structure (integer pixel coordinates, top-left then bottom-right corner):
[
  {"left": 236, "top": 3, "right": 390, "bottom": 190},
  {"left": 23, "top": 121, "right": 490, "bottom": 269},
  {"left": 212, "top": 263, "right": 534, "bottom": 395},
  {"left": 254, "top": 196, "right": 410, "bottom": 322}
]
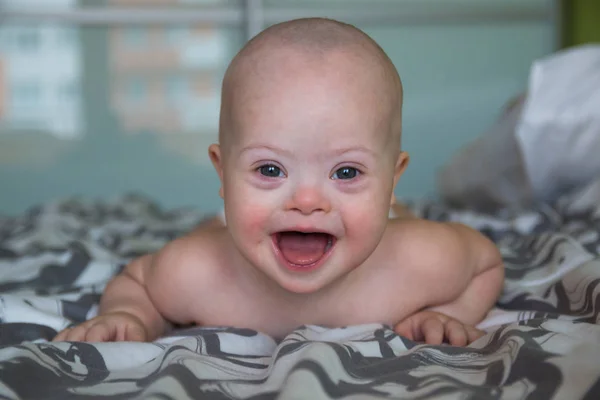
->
[
  {"left": 150, "top": 226, "right": 230, "bottom": 284},
  {"left": 138, "top": 227, "right": 233, "bottom": 325},
  {"left": 383, "top": 218, "right": 451, "bottom": 248},
  {"left": 387, "top": 216, "right": 472, "bottom": 245},
  {"left": 377, "top": 218, "right": 470, "bottom": 275}
]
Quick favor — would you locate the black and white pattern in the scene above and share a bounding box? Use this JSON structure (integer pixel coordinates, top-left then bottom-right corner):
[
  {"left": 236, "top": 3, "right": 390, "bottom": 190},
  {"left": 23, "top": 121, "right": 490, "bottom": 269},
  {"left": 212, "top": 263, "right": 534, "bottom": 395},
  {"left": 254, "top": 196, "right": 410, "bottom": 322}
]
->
[{"left": 2, "top": 186, "right": 600, "bottom": 399}]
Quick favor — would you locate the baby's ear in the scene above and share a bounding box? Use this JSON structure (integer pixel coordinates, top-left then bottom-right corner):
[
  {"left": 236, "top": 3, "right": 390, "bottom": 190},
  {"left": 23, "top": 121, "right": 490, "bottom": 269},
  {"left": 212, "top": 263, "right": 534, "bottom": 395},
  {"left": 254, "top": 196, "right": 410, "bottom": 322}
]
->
[
  {"left": 391, "top": 151, "right": 409, "bottom": 205},
  {"left": 208, "top": 144, "right": 224, "bottom": 198}
]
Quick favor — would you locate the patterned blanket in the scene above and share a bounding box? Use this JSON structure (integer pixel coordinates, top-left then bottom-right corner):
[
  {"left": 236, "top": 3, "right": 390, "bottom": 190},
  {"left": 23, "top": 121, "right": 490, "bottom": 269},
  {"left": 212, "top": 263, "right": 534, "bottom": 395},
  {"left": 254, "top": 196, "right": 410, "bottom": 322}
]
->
[{"left": 2, "top": 181, "right": 600, "bottom": 399}]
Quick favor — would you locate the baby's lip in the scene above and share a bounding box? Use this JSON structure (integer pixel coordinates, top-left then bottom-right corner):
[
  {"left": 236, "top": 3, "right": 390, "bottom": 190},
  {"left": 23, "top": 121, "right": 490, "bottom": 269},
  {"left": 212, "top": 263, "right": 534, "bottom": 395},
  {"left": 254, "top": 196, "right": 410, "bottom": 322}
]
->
[
  {"left": 273, "top": 226, "right": 336, "bottom": 236},
  {"left": 273, "top": 230, "right": 336, "bottom": 241}
]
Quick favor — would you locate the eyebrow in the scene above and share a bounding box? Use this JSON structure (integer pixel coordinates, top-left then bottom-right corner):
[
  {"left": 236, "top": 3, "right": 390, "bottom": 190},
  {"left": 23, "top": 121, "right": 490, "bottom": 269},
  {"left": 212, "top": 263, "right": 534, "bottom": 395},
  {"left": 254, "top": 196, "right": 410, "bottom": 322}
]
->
[
  {"left": 239, "top": 144, "right": 294, "bottom": 158},
  {"left": 332, "top": 146, "right": 377, "bottom": 158},
  {"left": 240, "top": 144, "right": 377, "bottom": 158}
]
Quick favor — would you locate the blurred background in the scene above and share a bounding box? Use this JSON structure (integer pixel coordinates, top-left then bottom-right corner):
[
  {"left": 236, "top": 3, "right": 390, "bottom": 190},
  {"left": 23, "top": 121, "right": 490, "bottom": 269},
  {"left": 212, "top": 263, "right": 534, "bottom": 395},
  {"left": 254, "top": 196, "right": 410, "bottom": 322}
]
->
[{"left": 0, "top": 0, "right": 596, "bottom": 216}]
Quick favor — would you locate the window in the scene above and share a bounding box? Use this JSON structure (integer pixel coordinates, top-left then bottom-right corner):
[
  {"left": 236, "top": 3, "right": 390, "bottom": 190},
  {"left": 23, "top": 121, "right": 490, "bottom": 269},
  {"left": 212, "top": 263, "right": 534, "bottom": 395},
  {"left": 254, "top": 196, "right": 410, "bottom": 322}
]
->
[
  {"left": 127, "top": 77, "right": 147, "bottom": 102},
  {"left": 15, "top": 29, "right": 40, "bottom": 52},
  {"left": 57, "top": 27, "right": 76, "bottom": 47},
  {"left": 124, "top": 27, "right": 146, "bottom": 47},
  {"left": 11, "top": 81, "right": 41, "bottom": 106},
  {"left": 59, "top": 81, "right": 77, "bottom": 103},
  {"left": 166, "top": 75, "right": 189, "bottom": 103},
  {"left": 166, "top": 26, "right": 189, "bottom": 44}
]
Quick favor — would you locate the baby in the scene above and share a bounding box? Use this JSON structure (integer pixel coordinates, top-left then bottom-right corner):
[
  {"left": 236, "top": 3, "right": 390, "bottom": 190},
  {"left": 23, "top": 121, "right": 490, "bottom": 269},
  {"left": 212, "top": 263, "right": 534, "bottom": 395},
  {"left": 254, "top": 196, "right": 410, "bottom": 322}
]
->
[{"left": 54, "top": 18, "right": 504, "bottom": 346}]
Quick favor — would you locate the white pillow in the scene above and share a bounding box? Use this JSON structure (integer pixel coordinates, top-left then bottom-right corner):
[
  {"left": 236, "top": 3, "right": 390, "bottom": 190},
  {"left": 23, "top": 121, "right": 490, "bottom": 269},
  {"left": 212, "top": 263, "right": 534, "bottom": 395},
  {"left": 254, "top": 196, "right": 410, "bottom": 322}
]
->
[
  {"left": 437, "top": 44, "right": 600, "bottom": 211},
  {"left": 516, "top": 44, "right": 600, "bottom": 203}
]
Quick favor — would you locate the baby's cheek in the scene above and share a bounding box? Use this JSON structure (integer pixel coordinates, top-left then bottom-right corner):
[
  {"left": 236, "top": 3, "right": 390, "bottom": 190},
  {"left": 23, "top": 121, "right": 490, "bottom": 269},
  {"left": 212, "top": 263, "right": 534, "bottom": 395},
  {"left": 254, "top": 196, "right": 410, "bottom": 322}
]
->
[
  {"left": 236, "top": 202, "right": 271, "bottom": 237},
  {"left": 345, "top": 206, "right": 387, "bottom": 245}
]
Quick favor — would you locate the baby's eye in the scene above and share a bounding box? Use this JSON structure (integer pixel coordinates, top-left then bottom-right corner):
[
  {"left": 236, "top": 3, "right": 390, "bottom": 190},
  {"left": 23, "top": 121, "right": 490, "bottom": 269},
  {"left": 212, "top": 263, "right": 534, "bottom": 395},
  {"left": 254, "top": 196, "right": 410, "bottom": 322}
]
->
[
  {"left": 332, "top": 167, "right": 359, "bottom": 180},
  {"left": 258, "top": 164, "right": 284, "bottom": 178}
]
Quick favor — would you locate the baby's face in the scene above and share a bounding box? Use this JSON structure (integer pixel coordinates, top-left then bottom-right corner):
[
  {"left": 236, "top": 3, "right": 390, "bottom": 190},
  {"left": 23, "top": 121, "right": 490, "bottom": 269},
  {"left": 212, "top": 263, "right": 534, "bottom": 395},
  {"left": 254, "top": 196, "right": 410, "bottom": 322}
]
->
[{"left": 212, "top": 49, "right": 406, "bottom": 294}]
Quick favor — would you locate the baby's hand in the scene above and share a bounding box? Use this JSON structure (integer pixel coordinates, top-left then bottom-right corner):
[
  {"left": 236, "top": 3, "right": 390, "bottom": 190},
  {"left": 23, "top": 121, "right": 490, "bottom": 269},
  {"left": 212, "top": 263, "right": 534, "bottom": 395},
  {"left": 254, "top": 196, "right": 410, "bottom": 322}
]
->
[
  {"left": 53, "top": 311, "right": 148, "bottom": 343},
  {"left": 394, "top": 310, "right": 484, "bottom": 346}
]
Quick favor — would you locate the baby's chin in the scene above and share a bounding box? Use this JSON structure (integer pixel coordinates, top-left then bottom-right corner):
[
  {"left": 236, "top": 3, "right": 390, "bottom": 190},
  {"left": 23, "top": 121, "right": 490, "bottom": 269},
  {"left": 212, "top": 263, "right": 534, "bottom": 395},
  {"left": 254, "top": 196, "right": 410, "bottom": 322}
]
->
[
  {"left": 272, "top": 274, "right": 333, "bottom": 295},
  {"left": 267, "top": 259, "right": 359, "bottom": 295}
]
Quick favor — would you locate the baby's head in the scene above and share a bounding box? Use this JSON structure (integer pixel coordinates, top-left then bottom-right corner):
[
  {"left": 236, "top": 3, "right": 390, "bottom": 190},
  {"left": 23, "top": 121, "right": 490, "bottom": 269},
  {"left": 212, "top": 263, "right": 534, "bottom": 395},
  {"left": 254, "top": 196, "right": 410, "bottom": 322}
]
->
[{"left": 209, "top": 18, "right": 408, "bottom": 294}]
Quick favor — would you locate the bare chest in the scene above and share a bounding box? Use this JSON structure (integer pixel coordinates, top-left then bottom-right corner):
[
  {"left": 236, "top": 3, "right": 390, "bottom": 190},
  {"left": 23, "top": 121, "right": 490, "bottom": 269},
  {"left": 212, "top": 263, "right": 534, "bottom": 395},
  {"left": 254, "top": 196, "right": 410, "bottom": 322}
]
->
[
  {"left": 192, "top": 263, "right": 426, "bottom": 339},
  {"left": 317, "top": 269, "right": 426, "bottom": 329},
  {"left": 192, "top": 281, "right": 314, "bottom": 339}
]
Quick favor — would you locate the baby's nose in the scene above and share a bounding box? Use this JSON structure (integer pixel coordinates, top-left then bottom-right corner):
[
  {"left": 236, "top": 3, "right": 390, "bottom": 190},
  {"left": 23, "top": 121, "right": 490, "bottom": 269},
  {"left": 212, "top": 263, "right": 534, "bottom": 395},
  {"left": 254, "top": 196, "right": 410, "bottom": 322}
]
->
[{"left": 286, "top": 185, "right": 331, "bottom": 215}]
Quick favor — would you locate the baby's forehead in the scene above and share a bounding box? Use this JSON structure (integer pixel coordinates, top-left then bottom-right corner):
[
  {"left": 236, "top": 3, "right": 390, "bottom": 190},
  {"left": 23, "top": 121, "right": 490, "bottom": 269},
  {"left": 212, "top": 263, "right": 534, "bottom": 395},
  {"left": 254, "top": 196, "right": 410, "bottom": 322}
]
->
[
  {"left": 225, "top": 59, "right": 399, "bottom": 146},
  {"left": 232, "top": 95, "right": 394, "bottom": 152}
]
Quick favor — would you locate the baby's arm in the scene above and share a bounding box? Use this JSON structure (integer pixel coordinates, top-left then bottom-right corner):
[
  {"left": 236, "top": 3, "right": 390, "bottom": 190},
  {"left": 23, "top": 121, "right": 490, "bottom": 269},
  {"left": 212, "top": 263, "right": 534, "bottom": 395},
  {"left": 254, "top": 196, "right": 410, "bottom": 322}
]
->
[
  {"left": 393, "top": 220, "right": 504, "bottom": 345},
  {"left": 54, "top": 235, "right": 208, "bottom": 342},
  {"left": 98, "top": 254, "right": 171, "bottom": 340},
  {"left": 425, "top": 222, "right": 504, "bottom": 325},
  {"left": 53, "top": 254, "right": 167, "bottom": 342}
]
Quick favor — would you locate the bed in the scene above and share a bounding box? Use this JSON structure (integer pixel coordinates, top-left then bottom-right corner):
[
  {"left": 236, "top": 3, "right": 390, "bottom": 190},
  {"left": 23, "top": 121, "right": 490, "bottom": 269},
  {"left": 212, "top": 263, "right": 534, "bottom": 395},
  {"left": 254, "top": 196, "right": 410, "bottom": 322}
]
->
[{"left": 2, "top": 179, "right": 600, "bottom": 399}]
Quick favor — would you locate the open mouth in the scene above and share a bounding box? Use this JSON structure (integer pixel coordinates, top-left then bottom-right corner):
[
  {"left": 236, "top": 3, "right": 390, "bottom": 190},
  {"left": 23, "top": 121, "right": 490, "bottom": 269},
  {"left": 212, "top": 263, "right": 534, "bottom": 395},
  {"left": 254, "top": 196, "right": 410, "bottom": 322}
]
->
[{"left": 273, "top": 231, "right": 336, "bottom": 269}]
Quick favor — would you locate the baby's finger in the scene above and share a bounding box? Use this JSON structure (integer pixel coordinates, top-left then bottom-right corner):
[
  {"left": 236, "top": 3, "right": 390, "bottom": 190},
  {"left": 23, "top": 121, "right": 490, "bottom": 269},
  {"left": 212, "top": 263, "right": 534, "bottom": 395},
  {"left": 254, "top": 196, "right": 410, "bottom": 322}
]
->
[
  {"left": 466, "top": 326, "right": 486, "bottom": 344},
  {"left": 394, "top": 320, "right": 415, "bottom": 341},
  {"left": 422, "top": 318, "right": 445, "bottom": 345},
  {"left": 124, "top": 323, "right": 147, "bottom": 342},
  {"left": 86, "top": 322, "right": 112, "bottom": 342},
  {"left": 64, "top": 324, "right": 90, "bottom": 342},
  {"left": 53, "top": 328, "right": 71, "bottom": 342},
  {"left": 445, "top": 320, "right": 468, "bottom": 347}
]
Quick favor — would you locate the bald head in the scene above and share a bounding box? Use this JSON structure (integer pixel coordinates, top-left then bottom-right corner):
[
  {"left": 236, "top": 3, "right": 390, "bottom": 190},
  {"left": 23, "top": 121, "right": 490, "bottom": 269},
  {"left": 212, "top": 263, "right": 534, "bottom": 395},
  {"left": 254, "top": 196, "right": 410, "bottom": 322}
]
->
[
  {"left": 218, "top": 18, "right": 403, "bottom": 152},
  {"left": 243, "top": 17, "right": 388, "bottom": 57}
]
